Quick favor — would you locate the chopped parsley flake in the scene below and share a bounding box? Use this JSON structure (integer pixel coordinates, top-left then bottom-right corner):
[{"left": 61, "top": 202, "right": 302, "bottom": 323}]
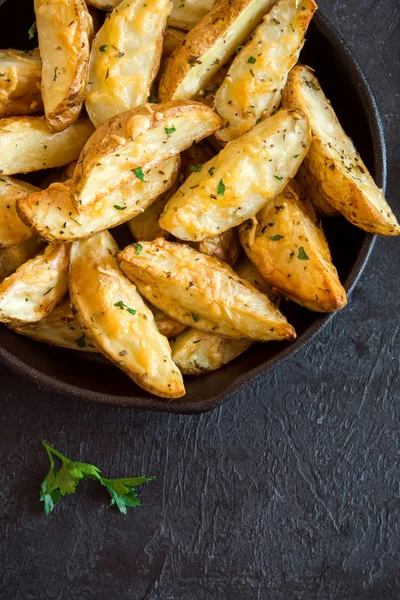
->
[
  {"left": 136, "top": 243, "right": 143, "bottom": 255},
  {"left": 274, "top": 175, "right": 284, "bottom": 181},
  {"left": 298, "top": 247, "right": 309, "bottom": 260},
  {"left": 247, "top": 56, "right": 256, "bottom": 64},
  {"left": 236, "top": 45, "right": 244, "bottom": 54},
  {"left": 28, "top": 21, "right": 37, "bottom": 40},
  {"left": 133, "top": 167, "right": 146, "bottom": 182},
  {"left": 255, "top": 118, "right": 262, "bottom": 125},
  {"left": 217, "top": 179, "right": 225, "bottom": 196},
  {"left": 267, "top": 235, "right": 284, "bottom": 241},
  {"left": 208, "top": 166, "right": 215, "bottom": 176},
  {"left": 191, "top": 313, "right": 200, "bottom": 323},
  {"left": 127, "top": 308, "right": 137, "bottom": 315},
  {"left": 113, "top": 205, "right": 127, "bottom": 210},
  {"left": 165, "top": 126, "right": 176, "bottom": 135},
  {"left": 114, "top": 300, "right": 137, "bottom": 314},
  {"left": 293, "top": 154, "right": 300, "bottom": 159},
  {"left": 0, "top": 178, "right": 6, "bottom": 183},
  {"left": 99, "top": 44, "right": 109, "bottom": 52},
  {"left": 75, "top": 334, "right": 87, "bottom": 348},
  {"left": 190, "top": 164, "right": 203, "bottom": 172}
]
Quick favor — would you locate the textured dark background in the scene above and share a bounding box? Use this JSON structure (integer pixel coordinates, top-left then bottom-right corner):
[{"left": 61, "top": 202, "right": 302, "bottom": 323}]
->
[{"left": 1, "top": 1, "right": 400, "bottom": 599}]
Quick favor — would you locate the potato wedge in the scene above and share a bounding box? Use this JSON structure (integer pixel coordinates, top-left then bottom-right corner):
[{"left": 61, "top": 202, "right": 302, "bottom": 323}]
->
[
  {"left": 117, "top": 238, "right": 296, "bottom": 341},
  {"left": 17, "top": 156, "right": 180, "bottom": 243},
  {"left": 170, "top": 254, "right": 279, "bottom": 375},
  {"left": 0, "top": 49, "right": 43, "bottom": 117},
  {"left": 160, "top": 108, "right": 311, "bottom": 240},
  {"left": 85, "top": 0, "right": 120, "bottom": 8},
  {"left": 193, "top": 229, "right": 240, "bottom": 266},
  {"left": 169, "top": 0, "right": 214, "bottom": 30},
  {"left": 128, "top": 189, "right": 174, "bottom": 242},
  {"left": 0, "top": 243, "right": 70, "bottom": 324},
  {"left": 152, "top": 306, "right": 186, "bottom": 338},
  {"left": 10, "top": 299, "right": 98, "bottom": 352},
  {"left": 72, "top": 100, "right": 220, "bottom": 210},
  {"left": 85, "top": 0, "right": 172, "bottom": 128},
  {"left": 239, "top": 182, "right": 347, "bottom": 312},
  {"left": 0, "top": 237, "right": 44, "bottom": 283},
  {"left": 171, "top": 329, "right": 252, "bottom": 375},
  {"left": 35, "top": 0, "right": 93, "bottom": 132},
  {"left": 180, "top": 140, "right": 214, "bottom": 179},
  {"left": 69, "top": 231, "right": 185, "bottom": 398},
  {"left": 296, "top": 163, "right": 339, "bottom": 217},
  {"left": 0, "top": 177, "right": 40, "bottom": 248},
  {"left": 193, "top": 60, "right": 232, "bottom": 107},
  {"left": 0, "top": 116, "right": 94, "bottom": 175},
  {"left": 282, "top": 65, "right": 400, "bottom": 236},
  {"left": 214, "top": 0, "right": 317, "bottom": 144},
  {"left": 163, "top": 27, "right": 186, "bottom": 58},
  {"left": 158, "top": 0, "right": 277, "bottom": 101}
]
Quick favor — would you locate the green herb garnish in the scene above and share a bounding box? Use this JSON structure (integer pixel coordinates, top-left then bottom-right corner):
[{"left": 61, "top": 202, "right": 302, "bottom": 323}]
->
[
  {"left": 298, "top": 247, "right": 309, "bottom": 260},
  {"left": 236, "top": 45, "right": 244, "bottom": 54},
  {"left": 255, "top": 118, "right": 262, "bottom": 125},
  {"left": 113, "top": 205, "right": 127, "bottom": 210},
  {"left": 99, "top": 44, "right": 109, "bottom": 52},
  {"left": 39, "top": 441, "right": 154, "bottom": 515},
  {"left": 136, "top": 243, "right": 143, "bottom": 255},
  {"left": 293, "top": 154, "right": 300, "bottom": 159},
  {"left": 208, "top": 166, "right": 215, "bottom": 176},
  {"left": 247, "top": 56, "right": 256, "bottom": 64},
  {"left": 133, "top": 167, "right": 146, "bottom": 182},
  {"left": 28, "top": 21, "right": 37, "bottom": 40},
  {"left": 190, "top": 164, "right": 203, "bottom": 172},
  {"left": 217, "top": 179, "right": 225, "bottom": 196},
  {"left": 267, "top": 235, "right": 284, "bottom": 241},
  {"left": 274, "top": 175, "right": 284, "bottom": 181},
  {"left": 75, "top": 333, "right": 87, "bottom": 348},
  {"left": 192, "top": 313, "right": 200, "bottom": 323},
  {"left": 114, "top": 300, "right": 136, "bottom": 314},
  {"left": 165, "top": 126, "right": 176, "bottom": 135}
]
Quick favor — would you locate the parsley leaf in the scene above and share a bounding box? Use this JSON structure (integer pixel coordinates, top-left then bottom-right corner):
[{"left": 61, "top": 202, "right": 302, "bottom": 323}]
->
[
  {"left": 192, "top": 313, "right": 200, "bottom": 323},
  {"left": 255, "top": 118, "right": 262, "bottom": 125},
  {"left": 267, "top": 235, "right": 284, "bottom": 241},
  {"left": 274, "top": 175, "right": 284, "bottom": 181},
  {"left": 133, "top": 167, "right": 146, "bottom": 182},
  {"left": 247, "top": 56, "right": 256, "bottom": 64},
  {"left": 293, "top": 154, "right": 300, "bottom": 159},
  {"left": 99, "top": 44, "right": 108, "bottom": 52},
  {"left": 136, "top": 243, "right": 143, "bottom": 255},
  {"left": 217, "top": 179, "right": 225, "bottom": 196},
  {"left": 298, "top": 247, "right": 309, "bottom": 260},
  {"left": 208, "top": 166, "right": 215, "bottom": 176},
  {"left": 165, "top": 126, "right": 176, "bottom": 135},
  {"left": 126, "top": 308, "right": 136, "bottom": 315},
  {"left": 113, "top": 205, "right": 127, "bottom": 210},
  {"left": 236, "top": 44, "right": 243, "bottom": 54},
  {"left": 0, "top": 178, "right": 7, "bottom": 183},
  {"left": 39, "top": 442, "right": 154, "bottom": 515},
  {"left": 114, "top": 300, "right": 136, "bottom": 314},
  {"left": 28, "top": 21, "right": 37, "bottom": 40},
  {"left": 190, "top": 164, "right": 203, "bottom": 172},
  {"left": 75, "top": 333, "right": 87, "bottom": 348}
]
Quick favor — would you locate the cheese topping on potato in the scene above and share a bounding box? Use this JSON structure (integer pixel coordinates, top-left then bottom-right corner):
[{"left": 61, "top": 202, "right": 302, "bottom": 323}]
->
[{"left": 0, "top": 49, "right": 43, "bottom": 117}]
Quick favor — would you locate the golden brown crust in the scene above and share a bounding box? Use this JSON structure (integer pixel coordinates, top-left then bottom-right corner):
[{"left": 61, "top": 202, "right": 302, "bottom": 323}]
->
[
  {"left": 71, "top": 100, "right": 221, "bottom": 210},
  {"left": 0, "top": 237, "right": 44, "bottom": 283},
  {"left": 239, "top": 183, "right": 347, "bottom": 312},
  {"left": 0, "top": 177, "right": 40, "bottom": 249},
  {"left": 282, "top": 64, "right": 400, "bottom": 236},
  {"left": 158, "top": 0, "right": 276, "bottom": 101},
  {"left": 295, "top": 163, "right": 339, "bottom": 217},
  {"left": 0, "top": 49, "right": 43, "bottom": 118}
]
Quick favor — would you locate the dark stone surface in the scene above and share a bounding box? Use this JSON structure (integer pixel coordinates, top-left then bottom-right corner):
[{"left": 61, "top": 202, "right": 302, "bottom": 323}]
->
[{"left": 1, "top": 1, "right": 399, "bottom": 598}]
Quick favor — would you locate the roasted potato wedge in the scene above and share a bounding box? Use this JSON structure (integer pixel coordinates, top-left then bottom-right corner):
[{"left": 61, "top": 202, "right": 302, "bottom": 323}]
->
[
  {"left": 239, "top": 182, "right": 347, "bottom": 312},
  {"left": 180, "top": 140, "right": 214, "bottom": 179},
  {"left": 0, "top": 49, "right": 43, "bottom": 117},
  {"left": 160, "top": 108, "right": 311, "bottom": 240},
  {"left": 193, "top": 60, "right": 232, "bottom": 108},
  {"left": 163, "top": 27, "right": 186, "bottom": 58},
  {"left": 169, "top": 0, "right": 214, "bottom": 30},
  {"left": 170, "top": 254, "right": 279, "bottom": 375},
  {"left": 85, "top": 0, "right": 172, "bottom": 128},
  {"left": 214, "top": 0, "right": 317, "bottom": 144},
  {"left": 0, "top": 116, "right": 94, "bottom": 175},
  {"left": 10, "top": 299, "right": 98, "bottom": 352},
  {"left": 128, "top": 188, "right": 175, "bottom": 242},
  {"left": 282, "top": 65, "right": 400, "bottom": 236},
  {"left": 69, "top": 231, "right": 185, "bottom": 398},
  {"left": 72, "top": 101, "right": 220, "bottom": 210},
  {"left": 0, "top": 243, "right": 70, "bottom": 324},
  {"left": 0, "top": 236, "right": 44, "bottom": 283},
  {"left": 35, "top": 0, "right": 93, "bottom": 132},
  {"left": 158, "top": 0, "right": 277, "bottom": 101},
  {"left": 171, "top": 329, "right": 252, "bottom": 375},
  {"left": 17, "top": 156, "right": 180, "bottom": 242},
  {"left": 85, "top": 0, "right": 120, "bottom": 8},
  {"left": 152, "top": 306, "right": 186, "bottom": 338},
  {"left": 296, "top": 163, "right": 339, "bottom": 217},
  {"left": 0, "top": 177, "right": 40, "bottom": 248},
  {"left": 193, "top": 229, "right": 240, "bottom": 266},
  {"left": 117, "top": 238, "right": 296, "bottom": 341}
]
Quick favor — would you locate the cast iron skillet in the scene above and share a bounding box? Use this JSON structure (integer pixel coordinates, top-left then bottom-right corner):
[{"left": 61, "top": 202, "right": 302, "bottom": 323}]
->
[{"left": 0, "top": 1, "right": 386, "bottom": 413}]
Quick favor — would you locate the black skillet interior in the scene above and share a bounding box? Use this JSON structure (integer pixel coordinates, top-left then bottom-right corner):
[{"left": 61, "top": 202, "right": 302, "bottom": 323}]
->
[{"left": 0, "top": 2, "right": 385, "bottom": 413}]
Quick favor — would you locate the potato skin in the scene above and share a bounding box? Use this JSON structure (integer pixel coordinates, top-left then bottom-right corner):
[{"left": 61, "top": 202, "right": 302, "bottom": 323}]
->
[
  {"left": 35, "top": 0, "right": 93, "bottom": 132},
  {"left": 159, "top": 108, "right": 311, "bottom": 240},
  {"left": 239, "top": 182, "right": 347, "bottom": 312},
  {"left": 282, "top": 65, "right": 400, "bottom": 236},
  {"left": 0, "top": 237, "right": 44, "bottom": 283},
  {"left": 214, "top": 0, "right": 317, "bottom": 144},
  {"left": 69, "top": 231, "right": 185, "bottom": 398},
  {"left": 0, "top": 116, "right": 94, "bottom": 175},
  {"left": 295, "top": 163, "right": 339, "bottom": 217},
  {"left": 72, "top": 100, "right": 221, "bottom": 210},
  {"left": 152, "top": 306, "right": 186, "bottom": 338},
  {"left": 0, "top": 49, "right": 43, "bottom": 117},
  {"left": 168, "top": 0, "right": 214, "bottom": 30},
  {"left": 0, "top": 178, "right": 40, "bottom": 249},
  {"left": 163, "top": 27, "right": 186, "bottom": 58},
  {"left": 0, "top": 243, "right": 70, "bottom": 324},
  {"left": 159, "top": 0, "right": 277, "bottom": 101},
  {"left": 17, "top": 156, "right": 180, "bottom": 242},
  {"left": 10, "top": 299, "right": 98, "bottom": 352},
  {"left": 85, "top": 0, "right": 172, "bottom": 128},
  {"left": 193, "top": 228, "right": 240, "bottom": 267},
  {"left": 117, "top": 238, "right": 296, "bottom": 342}
]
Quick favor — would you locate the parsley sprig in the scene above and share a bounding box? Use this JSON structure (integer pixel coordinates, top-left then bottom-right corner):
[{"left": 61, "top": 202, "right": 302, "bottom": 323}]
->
[{"left": 40, "top": 442, "right": 155, "bottom": 515}]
